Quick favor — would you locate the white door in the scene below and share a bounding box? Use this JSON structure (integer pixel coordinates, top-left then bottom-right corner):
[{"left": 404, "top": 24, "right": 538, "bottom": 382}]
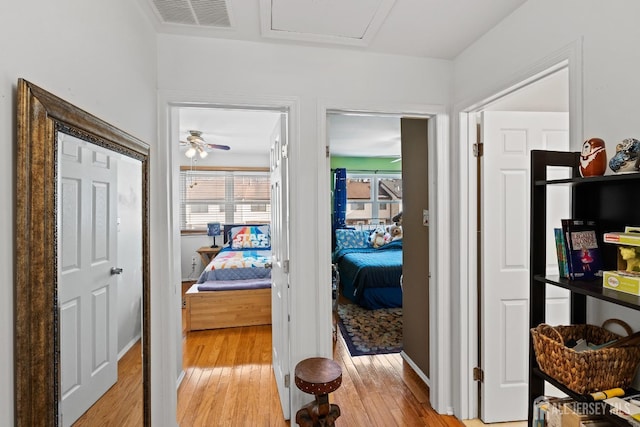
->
[
  {"left": 270, "top": 113, "right": 291, "bottom": 418},
  {"left": 481, "top": 112, "right": 570, "bottom": 422},
  {"left": 58, "top": 134, "right": 119, "bottom": 426}
]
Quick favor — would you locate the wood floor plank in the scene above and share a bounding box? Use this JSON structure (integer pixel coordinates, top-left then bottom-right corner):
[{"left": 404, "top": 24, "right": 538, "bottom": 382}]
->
[{"left": 81, "top": 307, "right": 467, "bottom": 426}]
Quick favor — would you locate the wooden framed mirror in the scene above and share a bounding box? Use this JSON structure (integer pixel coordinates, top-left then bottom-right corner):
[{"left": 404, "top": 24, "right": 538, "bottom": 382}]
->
[{"left": 15, "top": 79, "right": 150, "bottom": 426}]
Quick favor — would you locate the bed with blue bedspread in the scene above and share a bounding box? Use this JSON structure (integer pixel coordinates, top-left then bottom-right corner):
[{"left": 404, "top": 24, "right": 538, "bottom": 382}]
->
[{"left": 333, "top": 229, "right": 403, "bottom": 309}]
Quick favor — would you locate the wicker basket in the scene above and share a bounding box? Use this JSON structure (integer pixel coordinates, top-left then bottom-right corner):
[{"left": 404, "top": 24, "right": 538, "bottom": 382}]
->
[{"left": 531, "top": 319, "right": 640, "bottom": 394}]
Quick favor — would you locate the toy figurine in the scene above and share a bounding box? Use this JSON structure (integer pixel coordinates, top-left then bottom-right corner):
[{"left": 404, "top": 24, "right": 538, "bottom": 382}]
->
[
  {"left": 579, "top": 137, "right": 607, "bottom": 177},
  {"left": 619, "top": 246, "right": 640, "bottom": 272},
  {"left": 609, "top": 138, "right": 640, "bottom": 173}
]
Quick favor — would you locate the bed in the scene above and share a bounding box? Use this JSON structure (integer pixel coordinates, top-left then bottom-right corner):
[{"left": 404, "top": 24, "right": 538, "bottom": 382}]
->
[
  {"left": 185, "top": 224, "right": 272, "bottom": 331},
  {"left": 332, "top": 228, "right": 403, "bottom": 309}
]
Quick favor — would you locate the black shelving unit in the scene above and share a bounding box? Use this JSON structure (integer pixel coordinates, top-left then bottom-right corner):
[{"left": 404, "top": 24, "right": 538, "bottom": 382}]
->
[{"left": 528, "top": 150, "right": 640, "bottom": 426}]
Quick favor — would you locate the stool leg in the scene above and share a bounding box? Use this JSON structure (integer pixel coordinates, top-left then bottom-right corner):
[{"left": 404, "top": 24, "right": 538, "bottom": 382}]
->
[{"left": 295, "top": 394, "right": 341, "bottom": 427}]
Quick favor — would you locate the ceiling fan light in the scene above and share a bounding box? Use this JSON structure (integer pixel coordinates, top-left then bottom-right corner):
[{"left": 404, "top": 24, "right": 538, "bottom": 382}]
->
[
  {"left": 185, "top": 147, "right": 196, "bottom": 158},
  {"left": 199, "top": 149, "right": 208, "bottom": 159}
]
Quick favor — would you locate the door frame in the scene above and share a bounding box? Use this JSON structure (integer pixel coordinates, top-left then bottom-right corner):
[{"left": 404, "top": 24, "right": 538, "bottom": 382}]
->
[
  {"left": 454, "top": 40, "right": 583, "bottom": 419},
  {"left": 156, "top": 90, "right": 300, "bottom": 420},
  {"left": 317, "top": 99, "right": 452, "bottom": 414}
]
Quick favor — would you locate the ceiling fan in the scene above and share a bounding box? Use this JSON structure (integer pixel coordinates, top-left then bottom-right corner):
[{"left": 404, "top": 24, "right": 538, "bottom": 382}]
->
[{"left": 180, "top": 130, "right": 231, "bottom": 159}]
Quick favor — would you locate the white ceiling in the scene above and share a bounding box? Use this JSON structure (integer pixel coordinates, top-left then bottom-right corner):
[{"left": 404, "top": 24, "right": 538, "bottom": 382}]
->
[
  {"left": 178, "top": 107, "right": 281, "bottom": 158},
  {"left": 140, "top": 0, "right": 527, "bottom": 59},
  {"left": 167, "top": 0, "right": 561, "bottom": 159}
]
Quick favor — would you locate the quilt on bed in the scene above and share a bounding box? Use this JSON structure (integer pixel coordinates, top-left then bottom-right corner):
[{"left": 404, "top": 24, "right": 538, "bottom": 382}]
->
[
  {"left": 197, "top": 247, "right": 272, "bottom": 283},
  {"left": 333, "top": 239, "right": 403, "bottom": 309}
]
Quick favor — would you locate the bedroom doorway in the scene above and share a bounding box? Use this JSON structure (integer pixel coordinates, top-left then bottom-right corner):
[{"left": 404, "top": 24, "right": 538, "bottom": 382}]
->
[
  {"left": 175, "top": 105, "right": 292, "bottom": 417},
  {"left": 328, "top": 111, "right": 431, "bottom": 380}
]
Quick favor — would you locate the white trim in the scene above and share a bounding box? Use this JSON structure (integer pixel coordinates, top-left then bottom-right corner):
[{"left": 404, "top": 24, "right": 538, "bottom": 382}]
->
[
  {"left": 117, "top": 335, "right": 141, "bottom": 361},
  {"left": 453, "top": 38, "right": 583, "bottom": 420},
  {"left": 430, "top": 111, "right": 451, "bottom": 415},
  {"left": 157, "top": 89, "right": 301, "bottom": 422},
  {"left": 317, "top": 98, "right": 451, "bottom": 414},
  {"left": 151, "top": 93, "right": 180, "bottom": 426},
  {"left": 400, "top": 351, "right": 431, "bottom": 387},
  {"left": 176, "top": 370, "right": 185, "bottom": 390}
]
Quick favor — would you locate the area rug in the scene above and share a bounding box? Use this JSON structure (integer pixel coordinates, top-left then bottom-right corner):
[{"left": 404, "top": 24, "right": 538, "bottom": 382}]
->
[{"left": 337, "top": 303, "right": 402, "bottom": 357}]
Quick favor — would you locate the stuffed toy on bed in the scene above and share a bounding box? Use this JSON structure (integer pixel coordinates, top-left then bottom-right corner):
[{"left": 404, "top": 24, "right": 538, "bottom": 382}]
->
[
  {"left": 388, "top": 225, "right": 403, "bottom": 241},
  {"left": 369, "top": 228, "right": 387, "bottom": 248}
]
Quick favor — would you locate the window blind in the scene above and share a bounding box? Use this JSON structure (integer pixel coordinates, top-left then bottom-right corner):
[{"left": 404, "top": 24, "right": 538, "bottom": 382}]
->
[{"left": 179, "top": 170, "right": 271, "bottom": 231}]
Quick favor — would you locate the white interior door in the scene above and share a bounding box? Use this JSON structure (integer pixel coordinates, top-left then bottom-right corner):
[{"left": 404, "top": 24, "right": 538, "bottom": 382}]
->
[
  {"left": 270, "top": 112, "right": 291, "bottom": 418},
  {"left": 481, "top": 111, "right": 570, "bottom": 422},
  {"left": 59, "top": 134, "right": 118, "bottom": 426}
]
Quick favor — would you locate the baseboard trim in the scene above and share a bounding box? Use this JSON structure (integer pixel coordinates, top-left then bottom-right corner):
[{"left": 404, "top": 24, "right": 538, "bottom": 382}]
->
[
  {"left": 118, "top": 334, "right": 141, "bottom": 360},
  {"left": 176, "top": 370, "right": 185, "bottom": 390},
  {"left": 400, "top": 350, "right": 431, "bottom": 387}
]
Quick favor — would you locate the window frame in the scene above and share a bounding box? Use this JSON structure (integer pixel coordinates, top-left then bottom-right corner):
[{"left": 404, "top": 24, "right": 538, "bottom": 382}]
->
[
  {"left": 179, "top": 166, "right": 271, "bottom": 234},
  {"left": 345, "top": 172, "right": 402, "bottom": 225}
]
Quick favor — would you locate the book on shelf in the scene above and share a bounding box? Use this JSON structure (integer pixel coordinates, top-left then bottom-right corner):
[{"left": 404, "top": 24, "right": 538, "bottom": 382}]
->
[
  {"left": 561, "top": 219, "right": 603, "bottom": 280},
  {"left": 603, "top": 226, "right": 640, "bottom": 247},
  {"left": 554, "top": 228, "right": 569, "bottom": 278}
]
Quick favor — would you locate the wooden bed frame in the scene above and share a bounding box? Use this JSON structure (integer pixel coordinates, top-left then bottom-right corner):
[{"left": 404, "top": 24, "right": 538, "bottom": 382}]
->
[{"left": 185, "top": 283, "right": 272, "bottom": 331}]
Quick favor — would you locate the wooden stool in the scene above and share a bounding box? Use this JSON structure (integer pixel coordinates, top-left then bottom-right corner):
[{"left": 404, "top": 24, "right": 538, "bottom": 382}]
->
[{"left": 294, "top": 357, "right": 342, "bottom": 427}]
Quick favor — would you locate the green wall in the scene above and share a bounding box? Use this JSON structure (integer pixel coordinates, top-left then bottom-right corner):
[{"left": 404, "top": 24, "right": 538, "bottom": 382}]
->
[{"left": 330, "top": 156, "right": 401, "bottom": 172}]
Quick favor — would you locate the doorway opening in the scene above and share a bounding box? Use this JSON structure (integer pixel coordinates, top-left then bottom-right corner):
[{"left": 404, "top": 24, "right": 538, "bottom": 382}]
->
[
  {"left": 172, "top": 104, "right": 292, "bottom": 419},
  {"left": 463, "top": 63, "right": 574, "bottom": 423},
  {"left": 328, "top": 112, "right": 404, "bottom": 360},
  {"left": 327, "top": 110, "right": 434, "bottom": 387}
]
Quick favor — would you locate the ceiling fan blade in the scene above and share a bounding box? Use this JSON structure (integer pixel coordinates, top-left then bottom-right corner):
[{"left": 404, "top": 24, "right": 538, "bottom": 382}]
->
[{"left": 206, "top": 143, "right": 231, "bottom": 151}]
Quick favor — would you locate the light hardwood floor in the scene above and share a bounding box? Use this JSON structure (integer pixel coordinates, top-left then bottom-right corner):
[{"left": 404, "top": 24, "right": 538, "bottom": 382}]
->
[
  {"left": 75, "top": 304, "right": 468, "bottom": 426},
  {"left": 73, "top": 340, "right": 143, "bottom": 426},
  {"left": 177, "top": 320, "right": 465, "bottom": 426}
]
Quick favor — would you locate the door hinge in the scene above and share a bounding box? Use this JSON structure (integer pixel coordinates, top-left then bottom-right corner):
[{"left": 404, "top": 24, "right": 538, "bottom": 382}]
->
[
  {"left": 473, "top": 367, "right": 484, "bottom": 382},
  {"left": 326, "top": 145, "right": 330, "bottom": 158},
  {"left": 281, "top": 143, "right": 288, "bottom": 159},
  {"left": 473, "top": 143, "right": 484, "bottom": 158},
  {"left": 284, "top": 373, "right": 290, "bottom": 388},
  {"left": 283, "top": 259, "right": 290, "bottom": 274}
]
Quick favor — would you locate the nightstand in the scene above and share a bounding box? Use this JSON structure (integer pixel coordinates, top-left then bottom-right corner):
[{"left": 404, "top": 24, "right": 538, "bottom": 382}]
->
[{"left": 196, "top": 246, "right": 222, "bottom": 266}]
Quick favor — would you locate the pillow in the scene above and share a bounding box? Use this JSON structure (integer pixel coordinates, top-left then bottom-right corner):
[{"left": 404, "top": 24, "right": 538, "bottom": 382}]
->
[
  {"left": 230, "top": 225, "right": 271, "bottom": 249},
  {"left": 335, "top": 229, "right": 370, "bottom": 251}
]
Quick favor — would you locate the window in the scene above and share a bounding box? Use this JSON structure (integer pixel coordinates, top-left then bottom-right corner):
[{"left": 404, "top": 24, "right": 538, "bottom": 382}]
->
[
  {"left": 180, "top": 169, "right": 271, "bottom": 231},
  {"left": 345, "top": 173, "right": 402, "bottom": 225}
]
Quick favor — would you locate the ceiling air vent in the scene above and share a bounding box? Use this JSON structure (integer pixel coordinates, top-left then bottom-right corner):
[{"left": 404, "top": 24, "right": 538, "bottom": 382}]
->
[{"left": 152, "top": 0, "right": 231, "bottom": 27}]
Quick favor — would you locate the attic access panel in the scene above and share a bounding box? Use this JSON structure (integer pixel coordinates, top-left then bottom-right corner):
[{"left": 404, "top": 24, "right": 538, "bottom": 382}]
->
[{"left": 264, "top": 0, "right": 395, "bottom": 46}]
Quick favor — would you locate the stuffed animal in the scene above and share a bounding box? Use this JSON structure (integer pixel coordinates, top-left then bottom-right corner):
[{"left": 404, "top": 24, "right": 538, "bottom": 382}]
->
[
  {"left": 392, "top": 211, "right": 403, "bottom": 225},
  {"left": 388, "top": 225, "right": 403, "bottom": 241},
  {"left": 369, "top": 228, "right": 386, "bottom": 248}
]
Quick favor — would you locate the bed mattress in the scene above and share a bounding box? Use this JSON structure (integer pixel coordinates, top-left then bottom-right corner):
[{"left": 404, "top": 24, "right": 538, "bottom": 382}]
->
[{"left": 197, "top": 278, "right": 271, "bottom": 291}]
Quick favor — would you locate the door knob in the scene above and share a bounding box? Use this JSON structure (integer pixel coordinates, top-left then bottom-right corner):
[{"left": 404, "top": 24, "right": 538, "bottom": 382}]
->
[{"left": 110, "top": 267, "right": 124, "bottom": 275}]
